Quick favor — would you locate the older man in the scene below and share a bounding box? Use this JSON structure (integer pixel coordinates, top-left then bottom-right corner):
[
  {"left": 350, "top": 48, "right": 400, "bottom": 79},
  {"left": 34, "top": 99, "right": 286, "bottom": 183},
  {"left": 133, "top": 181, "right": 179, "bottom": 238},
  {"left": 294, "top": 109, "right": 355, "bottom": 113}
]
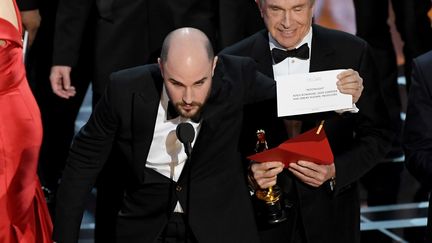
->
[{"left": 221, "top": 0, "right": 393, "bottom": 242}]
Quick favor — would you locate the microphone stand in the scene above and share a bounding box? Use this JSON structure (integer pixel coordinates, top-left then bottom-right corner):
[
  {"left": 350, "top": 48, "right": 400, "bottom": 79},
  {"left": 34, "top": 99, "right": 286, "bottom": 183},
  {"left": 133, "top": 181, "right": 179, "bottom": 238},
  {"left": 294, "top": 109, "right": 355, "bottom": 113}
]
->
[
  {"left": 185, "top": 148, "right": 192, "bottom": 242},
  {"left": 176, "top": 122, "right": 195, "bottom": 242}
]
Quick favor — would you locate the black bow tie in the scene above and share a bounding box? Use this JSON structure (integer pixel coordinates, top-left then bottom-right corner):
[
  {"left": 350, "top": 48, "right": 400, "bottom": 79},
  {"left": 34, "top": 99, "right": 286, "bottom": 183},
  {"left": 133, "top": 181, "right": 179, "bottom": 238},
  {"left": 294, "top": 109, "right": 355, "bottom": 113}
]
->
[
  {"left": 167, "top": 101, "right": 179, "bottom": 120},
  {"left": 271, "top": 43, "right": 310, "bottom": 64}
]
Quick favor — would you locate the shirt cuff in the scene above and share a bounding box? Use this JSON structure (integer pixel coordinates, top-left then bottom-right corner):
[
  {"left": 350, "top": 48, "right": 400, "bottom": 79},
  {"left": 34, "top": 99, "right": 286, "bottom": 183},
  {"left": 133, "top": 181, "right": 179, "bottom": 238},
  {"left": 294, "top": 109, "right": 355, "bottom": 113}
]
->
[{"left": 335, "top": 103, "right": 359, "bottom": 114}]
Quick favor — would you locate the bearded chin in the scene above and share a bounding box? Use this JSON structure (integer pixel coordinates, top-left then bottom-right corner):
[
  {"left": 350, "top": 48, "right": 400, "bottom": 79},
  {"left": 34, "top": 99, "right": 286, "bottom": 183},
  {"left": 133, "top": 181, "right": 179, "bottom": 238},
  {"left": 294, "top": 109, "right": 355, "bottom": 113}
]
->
[{"left": 175, "top": 101, "right": 203, "bottom": 119}]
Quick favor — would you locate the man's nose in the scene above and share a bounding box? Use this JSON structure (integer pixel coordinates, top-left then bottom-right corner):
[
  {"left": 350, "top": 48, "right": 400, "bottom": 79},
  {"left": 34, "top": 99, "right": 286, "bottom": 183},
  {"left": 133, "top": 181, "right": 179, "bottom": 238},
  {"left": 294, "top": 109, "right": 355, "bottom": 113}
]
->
[
  {"left": 182, "top": 88, "right": 193, "bottom": 104},
  {"left": 281, "top": 11, "right": 292, "bottom": 28}
]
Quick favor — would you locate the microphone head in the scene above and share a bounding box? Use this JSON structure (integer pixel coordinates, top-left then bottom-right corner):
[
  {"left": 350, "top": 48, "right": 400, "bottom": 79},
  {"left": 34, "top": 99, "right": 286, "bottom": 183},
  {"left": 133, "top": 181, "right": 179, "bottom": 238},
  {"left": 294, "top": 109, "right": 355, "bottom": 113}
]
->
[{"left": 176, "top": 122, "right": 195, "bottom": 144}]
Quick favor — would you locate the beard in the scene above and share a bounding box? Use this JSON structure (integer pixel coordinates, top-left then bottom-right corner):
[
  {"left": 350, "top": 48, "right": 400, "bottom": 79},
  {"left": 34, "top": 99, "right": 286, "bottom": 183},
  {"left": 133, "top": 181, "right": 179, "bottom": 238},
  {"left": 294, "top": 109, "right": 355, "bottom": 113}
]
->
[{"left": 175, "top": 101, "right": 204, "bottom": 120}]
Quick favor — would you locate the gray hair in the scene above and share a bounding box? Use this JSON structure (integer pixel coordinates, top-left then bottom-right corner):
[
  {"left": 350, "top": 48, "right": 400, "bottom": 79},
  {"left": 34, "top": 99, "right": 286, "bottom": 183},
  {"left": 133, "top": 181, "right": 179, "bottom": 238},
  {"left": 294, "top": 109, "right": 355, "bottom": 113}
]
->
[{"left": 259, "top": 0, "right": 315, "bottom": 6}]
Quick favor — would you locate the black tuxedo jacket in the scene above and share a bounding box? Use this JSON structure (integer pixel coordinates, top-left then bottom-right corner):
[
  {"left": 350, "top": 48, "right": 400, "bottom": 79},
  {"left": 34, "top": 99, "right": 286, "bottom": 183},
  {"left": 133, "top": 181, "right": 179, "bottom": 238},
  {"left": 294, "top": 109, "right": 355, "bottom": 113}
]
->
[
  {"left": 221, "top": 25, "right": 393, "bottom": 243},
  {"left": 404, "top": 50, "right": 432, "bottom": 241},
  {"left": 53, "top": 55, "right": 276, "bottom": 243}
]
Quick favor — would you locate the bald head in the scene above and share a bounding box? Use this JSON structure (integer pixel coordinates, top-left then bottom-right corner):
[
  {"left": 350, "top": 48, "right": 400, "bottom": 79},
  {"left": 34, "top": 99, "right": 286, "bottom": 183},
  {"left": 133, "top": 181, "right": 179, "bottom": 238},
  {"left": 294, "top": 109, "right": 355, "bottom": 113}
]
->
[
  {"left": 159, "top": 27, "right": 214, "bottom": 64},
  {"left": 158, "top": 28, "right": 217, "bottom": 120}
]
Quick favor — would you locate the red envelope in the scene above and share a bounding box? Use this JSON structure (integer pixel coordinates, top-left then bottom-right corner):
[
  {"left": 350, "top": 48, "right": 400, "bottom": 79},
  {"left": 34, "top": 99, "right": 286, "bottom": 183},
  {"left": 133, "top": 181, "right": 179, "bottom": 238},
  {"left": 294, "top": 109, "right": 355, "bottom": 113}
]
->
[{"left": 247, "top": 126, "right": 334, "bottom": 168}]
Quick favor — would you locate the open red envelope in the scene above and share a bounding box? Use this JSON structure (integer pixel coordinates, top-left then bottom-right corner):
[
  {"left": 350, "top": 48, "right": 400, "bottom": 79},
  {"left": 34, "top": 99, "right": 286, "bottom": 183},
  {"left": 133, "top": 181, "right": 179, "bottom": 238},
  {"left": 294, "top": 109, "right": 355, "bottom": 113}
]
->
[{"left": 247, "top": 126, "right": 334, "bottom": 168}]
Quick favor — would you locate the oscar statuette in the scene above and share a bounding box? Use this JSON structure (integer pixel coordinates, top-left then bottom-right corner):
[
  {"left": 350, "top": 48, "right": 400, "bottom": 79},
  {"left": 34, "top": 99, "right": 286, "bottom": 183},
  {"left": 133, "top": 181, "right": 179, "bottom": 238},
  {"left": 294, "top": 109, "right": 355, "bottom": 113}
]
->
[{"left": 252, "top": 129, "right": 287, "bottom": 224}]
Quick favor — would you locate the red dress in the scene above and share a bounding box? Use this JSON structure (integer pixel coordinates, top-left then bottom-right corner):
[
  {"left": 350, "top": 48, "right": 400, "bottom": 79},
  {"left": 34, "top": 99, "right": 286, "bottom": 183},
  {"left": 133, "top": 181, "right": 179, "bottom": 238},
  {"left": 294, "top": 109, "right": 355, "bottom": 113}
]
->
[{"left": 0, "top": 1, "right": 53, "bottom": 242}]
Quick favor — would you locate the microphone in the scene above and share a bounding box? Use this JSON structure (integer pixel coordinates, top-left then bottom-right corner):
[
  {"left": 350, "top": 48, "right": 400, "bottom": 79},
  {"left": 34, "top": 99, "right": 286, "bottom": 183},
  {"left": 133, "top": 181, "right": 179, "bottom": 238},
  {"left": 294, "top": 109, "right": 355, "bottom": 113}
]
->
[
  {"left": 176, "top": 122, "right": 195, "bottom": 157},
  {"left": 176, "top": 122, "right": 195, "bottom": 239}
]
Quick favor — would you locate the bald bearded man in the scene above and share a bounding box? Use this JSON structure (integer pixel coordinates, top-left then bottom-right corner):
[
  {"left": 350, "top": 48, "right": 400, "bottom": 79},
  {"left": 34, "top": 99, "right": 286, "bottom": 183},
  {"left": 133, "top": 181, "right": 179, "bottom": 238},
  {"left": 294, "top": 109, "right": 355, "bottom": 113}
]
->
[{"left": 52, "top": 27, "right": 279, "bottom": 243}]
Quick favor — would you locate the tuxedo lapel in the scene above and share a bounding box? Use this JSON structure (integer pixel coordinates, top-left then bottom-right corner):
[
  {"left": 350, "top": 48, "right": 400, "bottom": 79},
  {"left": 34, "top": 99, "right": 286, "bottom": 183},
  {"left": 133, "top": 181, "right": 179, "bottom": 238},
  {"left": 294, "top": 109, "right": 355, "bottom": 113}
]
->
[
  {"left": 131, "top": 67, "right": 164, "bottom": 173},
  {"left": 307, "top": 25, "right": 344, "bottom": 129},
  {"left": 249, "top": 30, "right": 275, "bottom": 78},
  {"left": 310, "top": 25, "right": 336, "bottom": 72},
  {"left": 176, "top": 60, "right": 231, "bottom": 183}
]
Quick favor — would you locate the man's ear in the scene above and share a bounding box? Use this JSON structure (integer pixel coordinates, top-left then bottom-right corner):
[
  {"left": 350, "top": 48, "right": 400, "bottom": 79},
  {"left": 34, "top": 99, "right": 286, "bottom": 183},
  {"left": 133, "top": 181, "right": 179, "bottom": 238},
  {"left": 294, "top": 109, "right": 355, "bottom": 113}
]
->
[
  {"left": 211, "top": 56, "right": 218, "bottom": 76},
  {"left": 158, "top": 57, "right": 164, "bottom": 77},
  {"left": 310, "top": 2, "right": 316, "bottom": 16},
  {"left": 255, "top": 0, "right": 264, "bottom": 18}
]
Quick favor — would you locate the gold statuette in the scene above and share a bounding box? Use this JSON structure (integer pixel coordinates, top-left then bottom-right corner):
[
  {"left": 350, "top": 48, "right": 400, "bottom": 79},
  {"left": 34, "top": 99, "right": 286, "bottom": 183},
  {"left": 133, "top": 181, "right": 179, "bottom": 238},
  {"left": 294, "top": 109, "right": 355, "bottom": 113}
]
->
[{"left": 253, "top": 129, "right": 287, "bottom": 224}]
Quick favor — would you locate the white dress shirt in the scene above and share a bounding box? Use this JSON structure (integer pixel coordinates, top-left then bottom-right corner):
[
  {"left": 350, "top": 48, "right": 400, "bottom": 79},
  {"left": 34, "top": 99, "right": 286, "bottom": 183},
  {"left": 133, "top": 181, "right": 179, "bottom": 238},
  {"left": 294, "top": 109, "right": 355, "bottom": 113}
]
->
[
  {"left": 146, "top": 86, "right": 201, "bottom": 212},
  {"left": 269, "top": 27, "right": 312, "bottom": 78}
]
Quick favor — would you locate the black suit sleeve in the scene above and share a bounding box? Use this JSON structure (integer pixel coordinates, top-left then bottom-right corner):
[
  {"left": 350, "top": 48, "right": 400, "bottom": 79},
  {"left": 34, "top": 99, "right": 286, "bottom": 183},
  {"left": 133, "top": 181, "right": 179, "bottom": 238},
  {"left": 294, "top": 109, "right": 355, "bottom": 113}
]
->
[
  {"left": 52, "top": 0, "right": 94, "bottom": 66},
  {"left": 403, "top": 51, "right": 432, "bottom": 189},
  {"left": 217, "top": 54, "right": 276, "bottom": 105},
  {"left": 53, "top": 77, "right": 119, "bottom": 242},
  {"left": 245, "top": 60, "right": 276, "bottom": 103},
  {"left": 332, "top": 41, "right": 393, "bottom": 194}
]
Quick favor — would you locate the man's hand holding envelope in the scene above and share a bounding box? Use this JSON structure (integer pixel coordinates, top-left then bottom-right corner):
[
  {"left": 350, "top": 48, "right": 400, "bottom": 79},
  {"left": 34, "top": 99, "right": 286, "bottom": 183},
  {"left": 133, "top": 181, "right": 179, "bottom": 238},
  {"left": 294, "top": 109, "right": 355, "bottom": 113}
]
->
[
  {"left": 276, "top": 69, "right": 363, "bottom": 117},
  {"left": 248, "top": 124, "right": 335, "bottom": 188},
  {"left": 248, "top": 69, "right": 363, "bottom": 189},
  {"left": 251, "top": 160, "right": 335, "bottom": 188},
  {"left": 336, "top": 69, "right": 363, "bottom": 104}
]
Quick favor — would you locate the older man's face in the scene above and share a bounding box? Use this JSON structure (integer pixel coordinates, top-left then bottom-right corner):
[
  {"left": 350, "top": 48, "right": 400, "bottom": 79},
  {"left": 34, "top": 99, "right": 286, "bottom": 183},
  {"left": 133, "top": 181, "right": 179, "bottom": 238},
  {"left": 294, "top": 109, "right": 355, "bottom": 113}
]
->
[{"left": 258, "top": 0, "right": 314, "bottom": 49}]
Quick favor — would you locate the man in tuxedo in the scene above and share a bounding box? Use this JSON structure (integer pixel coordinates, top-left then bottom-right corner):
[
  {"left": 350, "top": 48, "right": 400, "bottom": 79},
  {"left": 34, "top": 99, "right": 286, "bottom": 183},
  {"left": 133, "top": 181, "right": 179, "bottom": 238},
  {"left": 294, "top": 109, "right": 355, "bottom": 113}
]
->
[
  {"left": 221, "top": 0, "right": 393, "bottom": 242},
  {"left": 403, "top": 49, "right": 432, "bottom": 243},
  {"left": 53, "top": 27, "right": 277, "bottom": 243},
  {"left": 49, "top": 2, "right": 220, "bottom": 241}
]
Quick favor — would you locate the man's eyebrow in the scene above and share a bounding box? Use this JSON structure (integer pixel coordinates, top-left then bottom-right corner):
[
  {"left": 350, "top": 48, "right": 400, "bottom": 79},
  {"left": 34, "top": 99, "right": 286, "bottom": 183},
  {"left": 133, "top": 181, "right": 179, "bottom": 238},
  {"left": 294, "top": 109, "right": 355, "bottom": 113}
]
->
[
  {"left": 267, "top": 3, "right": 283, "bottom": 9},
  {"left": 194, "top": 77, "right": 207, "bottom": 84},
  {"left": 168, "top": 78, "right": 184, "bottom": 85}
]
